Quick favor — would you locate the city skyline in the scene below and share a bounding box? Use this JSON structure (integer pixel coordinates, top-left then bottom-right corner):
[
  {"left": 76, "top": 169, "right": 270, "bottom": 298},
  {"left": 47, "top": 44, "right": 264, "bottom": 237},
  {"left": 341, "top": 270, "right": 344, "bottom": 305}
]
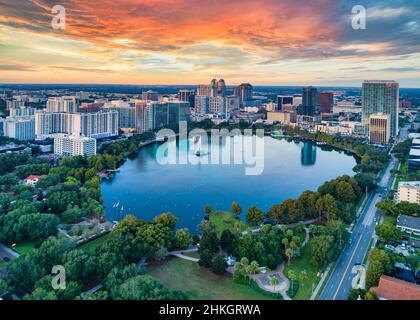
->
[{"left": 0, "top": 0, "right": 419, "bottom": 87}]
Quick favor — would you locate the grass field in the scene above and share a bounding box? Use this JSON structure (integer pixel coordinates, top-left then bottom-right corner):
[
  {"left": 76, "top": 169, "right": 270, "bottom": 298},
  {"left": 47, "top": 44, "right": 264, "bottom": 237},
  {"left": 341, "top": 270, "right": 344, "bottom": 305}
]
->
[
  {"left": 284, "top": 244, "right": 321, "bottom": 300},
  {"left": 382, "top": 214, "right": 396, "bottom": 225},
  {"left": 148, "top": 257, "right": 276, "bottom": 300},
  {"left": 13, "top": 240, "right": 36, "bottom": 255},
  {"left": 209, "top": 211, "right": 249, "bottom": 235},
  {"left": 0, "top": 240, "right": 36, "bottom": 269},
  {"left": 78, "top": 233, "right": 112, "bottom": 252},
  {"left": 182, "top": 251, "right": 200, "bottom": 259}
]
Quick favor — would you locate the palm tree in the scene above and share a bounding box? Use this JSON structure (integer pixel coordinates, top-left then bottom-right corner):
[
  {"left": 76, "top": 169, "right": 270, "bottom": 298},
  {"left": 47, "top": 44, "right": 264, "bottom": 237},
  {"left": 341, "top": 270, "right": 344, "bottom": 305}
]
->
[
  {"left": 285, "top": 248, "right": 294, "bottom": 265},
  {"left": 281, "top": 238, "right": 289, "bottom": 250},
  {"left": 249, "top": 260, "right": 260, "bottom": 278},
  {"left": 270, "top": 276, "right": 280, "bottom": 292},
  {"left": 298, "top": 270, "right": 308, "bottom": 288},
  {"left": 240, "top": 257, "right": 249, "bottom": 269},
  {"left": 288, "top": 270, "right": 297, "bottom": 291}
]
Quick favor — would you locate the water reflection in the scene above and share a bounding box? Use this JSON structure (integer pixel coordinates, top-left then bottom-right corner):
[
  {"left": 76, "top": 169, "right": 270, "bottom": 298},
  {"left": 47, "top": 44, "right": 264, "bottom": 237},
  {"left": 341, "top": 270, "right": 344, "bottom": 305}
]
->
[{"left": 301, "top": 142, "right": 317, "bottom": 166}]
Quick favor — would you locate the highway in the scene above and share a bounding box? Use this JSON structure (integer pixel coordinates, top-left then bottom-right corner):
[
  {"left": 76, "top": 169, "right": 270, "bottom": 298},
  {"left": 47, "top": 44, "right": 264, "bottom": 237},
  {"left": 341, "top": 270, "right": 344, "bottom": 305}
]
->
[{"left": 319, "top": 124, "right": 410, "bottom": 300}]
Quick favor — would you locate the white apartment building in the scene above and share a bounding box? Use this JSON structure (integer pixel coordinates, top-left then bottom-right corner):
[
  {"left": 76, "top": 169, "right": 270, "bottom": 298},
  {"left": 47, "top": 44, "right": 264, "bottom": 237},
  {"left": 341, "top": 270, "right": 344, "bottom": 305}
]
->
[
  {"left": 4, "top": 116, "right": 35, "bottom": 141},
  {"left": 396, "top": 181, "right": 420, "bottom": 205},
  {"left": 46, "top": 96, "right": 78, "bottom": 113},
  {"left": 54, "top": 134, "right": 96, "bottom": 157},
  {"left": 6, "top": 100, "right": 25, "bottom": 111},
  {"left": 314, "top": 122, "right": 353, "bottom": 136},
  {"left": 209, "top": 96, "right": 228, "bottom": 117},
  {"left": 103, "top": 100, "right": 136, "bottom": 129},
  {"left": 10, "top": 106, "right": 36, "bottom": 117},
  {"left": 35, "top": 110, "right": 118, "bottom": 139},
  {"left": 194, "top": 95, "right": 209, "bottom": 115}
]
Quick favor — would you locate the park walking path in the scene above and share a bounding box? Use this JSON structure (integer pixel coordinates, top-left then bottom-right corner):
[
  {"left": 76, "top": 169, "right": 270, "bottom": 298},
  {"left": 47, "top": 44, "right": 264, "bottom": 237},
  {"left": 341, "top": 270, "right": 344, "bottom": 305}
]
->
[
  {"left": 168, "top": 246, "right": 199, "bottom": 262},
  {"left": 251, "top": 263, "right": 291, "bottom": 300}
]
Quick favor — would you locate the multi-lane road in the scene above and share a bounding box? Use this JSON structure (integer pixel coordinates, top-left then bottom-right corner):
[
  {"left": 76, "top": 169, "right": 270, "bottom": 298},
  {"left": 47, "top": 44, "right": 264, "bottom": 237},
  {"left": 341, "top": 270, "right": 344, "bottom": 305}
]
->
[{"left": 319, "top": 125, "right": 410, "bottom": 300}]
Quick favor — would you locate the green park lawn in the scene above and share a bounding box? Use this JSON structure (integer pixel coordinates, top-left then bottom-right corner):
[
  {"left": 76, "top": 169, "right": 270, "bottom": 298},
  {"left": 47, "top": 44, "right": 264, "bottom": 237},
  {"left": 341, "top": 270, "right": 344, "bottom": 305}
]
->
[
  {"left": 284, "top": 244, "right": 321, "bottom": 300},
  {"left": 0, "top": 240, "right": 36, "bottom": 268},
  {"left": 148, "top": 257, "right": 276, "bottom": 300},
  {"left": 13, "top": 240, "right": 36, "bottom": 255},
  {"left": 78, "top": 233, "right": 112, "bottom": 252},
  {"left": 209, "top": 211, "right": 249, "bottom": 235},
  {"left": 182, "top": 251, "right": 200, "bottom": 259},
  {"left": 382, "top": 214, "right": 397, "bottom": 225}
]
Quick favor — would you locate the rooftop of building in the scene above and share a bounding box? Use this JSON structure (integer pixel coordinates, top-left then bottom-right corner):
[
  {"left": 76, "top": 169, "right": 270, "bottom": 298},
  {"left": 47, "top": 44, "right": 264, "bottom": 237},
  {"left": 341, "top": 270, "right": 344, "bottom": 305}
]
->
[
  {"left": 363, "top": 80, "right": 398, "bottom": 83},
  {"left": 370, "top": 275, "right": 420, "bottom": 300},
  {"left": 398, "top": 181, "right": 420, "bottom": 189},
  {"left": 409, "top": 148, "right": 420, "bottom": 157},
  {"left": 396, "top": 214, "right": 420, "bottom": 231}
]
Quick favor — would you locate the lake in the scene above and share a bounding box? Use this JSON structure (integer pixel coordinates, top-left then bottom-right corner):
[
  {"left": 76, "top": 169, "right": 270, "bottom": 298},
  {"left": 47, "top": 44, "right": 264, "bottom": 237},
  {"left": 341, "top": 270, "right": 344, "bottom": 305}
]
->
[{"left": 101, "top": 136, "right": 357, "bottom": 231}]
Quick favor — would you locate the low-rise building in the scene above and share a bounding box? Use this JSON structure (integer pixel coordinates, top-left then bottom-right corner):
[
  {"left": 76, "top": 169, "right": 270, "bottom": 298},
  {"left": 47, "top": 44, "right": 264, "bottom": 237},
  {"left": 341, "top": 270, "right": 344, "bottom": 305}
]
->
[
  {"left": 396, "top": 214, "right": 420, "bottom": 236},
  {"left": 24, "top": 175, "right": 45, "bottom": 187},
  {"left": 267, "top": 111, "right": 296, "bottom": 124},
  {"left": 370, "top": 275, "right": 420, "bottom": 300},
  {"left": 396, "top": 181, "right": 420, "bottom": 204}
]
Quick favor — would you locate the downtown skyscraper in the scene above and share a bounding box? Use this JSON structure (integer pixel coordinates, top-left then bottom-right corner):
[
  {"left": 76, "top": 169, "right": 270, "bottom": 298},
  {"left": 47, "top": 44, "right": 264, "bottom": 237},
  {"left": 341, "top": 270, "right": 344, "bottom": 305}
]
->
[
  {"left": 362, "top": 80, "right": 399, "bottom": 137},
  {"left": 301, "top": 86, "right": 318, "bottom": 116}
]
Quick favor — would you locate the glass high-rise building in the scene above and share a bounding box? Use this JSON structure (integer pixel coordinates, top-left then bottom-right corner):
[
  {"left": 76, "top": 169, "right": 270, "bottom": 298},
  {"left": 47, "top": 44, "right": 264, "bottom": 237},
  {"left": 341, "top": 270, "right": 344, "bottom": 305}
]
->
[
  {"left": 234, "top": 83, "right": 253, "bottom": 106},
  {"left": 362, "top": 80, "right": 399, "bottom": 137},
  {"left": 301, "top": 86, "right": 318, "bottom": 116}
]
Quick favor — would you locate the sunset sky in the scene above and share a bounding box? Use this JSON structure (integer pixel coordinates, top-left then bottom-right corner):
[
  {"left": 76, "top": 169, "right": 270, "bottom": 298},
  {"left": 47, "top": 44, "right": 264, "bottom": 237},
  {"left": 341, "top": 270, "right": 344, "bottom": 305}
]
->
[{"left": 0, "top": 0, "right": 419, "bottom": 86}]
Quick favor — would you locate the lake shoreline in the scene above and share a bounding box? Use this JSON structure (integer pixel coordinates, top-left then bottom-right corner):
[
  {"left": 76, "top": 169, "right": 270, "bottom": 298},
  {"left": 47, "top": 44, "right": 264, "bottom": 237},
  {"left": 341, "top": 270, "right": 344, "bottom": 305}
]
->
[{"left": 100, "top": 133, "right": 357, "bottom": 230}]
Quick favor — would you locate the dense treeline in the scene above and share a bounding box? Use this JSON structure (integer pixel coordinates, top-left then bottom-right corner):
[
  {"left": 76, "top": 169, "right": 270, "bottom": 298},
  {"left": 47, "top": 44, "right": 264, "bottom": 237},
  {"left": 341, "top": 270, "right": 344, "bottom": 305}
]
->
[
  {"left": 7, "top": 213, "right": 190, "bottom": 300},
  {"left": 0, "top": 132, "right": 158, "bottom": 245}
]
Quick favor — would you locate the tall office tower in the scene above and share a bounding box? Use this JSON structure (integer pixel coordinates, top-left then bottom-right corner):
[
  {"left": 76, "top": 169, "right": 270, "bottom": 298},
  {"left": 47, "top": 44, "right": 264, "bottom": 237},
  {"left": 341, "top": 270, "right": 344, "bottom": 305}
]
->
[
  {"left": 209, "top": 96, "right": 227, "bottom": 116},
  {"left": 234, "top": 83, "right": 253, "bottom": 106},
  {"left": 141, "top": 90, "right": 159, "bottom": 101},
  {"left": 178, "top": 89, "right": 195, "bottom": 108},
  {"left": 369, "top": 113, "right": 391, "bottom": 145},
  {"left": 277, "top": 96, "right": 294, "bottom": 111},
  {"left": 168, "top": 101, "right": 191, "bottom": 125},
  {"left": 318, "top": 92, "right": 334, "bottom": 113},
  {"left": 54, "top": 134, "right": 96, "bottom": 157},
  {"left": 195, "top": 95, "right": 209, "bottom": 115},
  {"left": 35, "top": 111, "right": 118, "bottom": 138},
  {"left": 301, "top": 86, "right": 318, "bottom": 116},
  {"left": 152, "top": 102, "right": 169, "bottom": 129},
  {"left": 6, "top": 100, "right": 24, "bottom": 111},
  {"left": 226, "top": 96, "right": 240, "bottom": 112},
  {"left": 135, "top": 101, "right": 154, "bottom": 133},
  {"left": 103, "top": 100, "right": 136, "bottom": 129},
  {"left": 178, "top": 89, "right": 193, "bottom": 102},
  {"left": 9, "top": 106, "right": 35, "bottom": 117},
  {"left": 46, "top": 96, "right": 78, "bottom": 113},
  {"left": 210, "top": 79, "right": 218, "bottom": 97},
  {"left": 197, "top": 84, "right": 212, "bottom": 96},
  {"left": 216, "top": 79, "right": 227, "bottom": 97},
  {"left": 4, "top": 116, "right": 35, "bottom": 141},
  {"left": 362, "top": 80, "right": 399, "bottom": 137}
]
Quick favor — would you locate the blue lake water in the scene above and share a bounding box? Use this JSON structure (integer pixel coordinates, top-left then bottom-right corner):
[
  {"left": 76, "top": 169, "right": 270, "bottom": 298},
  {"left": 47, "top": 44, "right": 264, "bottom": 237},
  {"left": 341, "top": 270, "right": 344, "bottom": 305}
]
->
[{"left": 101, "top": 136, "right": 357, "bottom": 231}]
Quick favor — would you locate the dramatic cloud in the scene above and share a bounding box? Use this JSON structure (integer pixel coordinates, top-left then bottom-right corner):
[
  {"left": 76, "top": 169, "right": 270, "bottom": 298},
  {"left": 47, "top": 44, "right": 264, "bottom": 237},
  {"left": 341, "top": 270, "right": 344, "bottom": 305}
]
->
[{"left": 0, "top": 0, "right": 419, "bottom": 86}]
